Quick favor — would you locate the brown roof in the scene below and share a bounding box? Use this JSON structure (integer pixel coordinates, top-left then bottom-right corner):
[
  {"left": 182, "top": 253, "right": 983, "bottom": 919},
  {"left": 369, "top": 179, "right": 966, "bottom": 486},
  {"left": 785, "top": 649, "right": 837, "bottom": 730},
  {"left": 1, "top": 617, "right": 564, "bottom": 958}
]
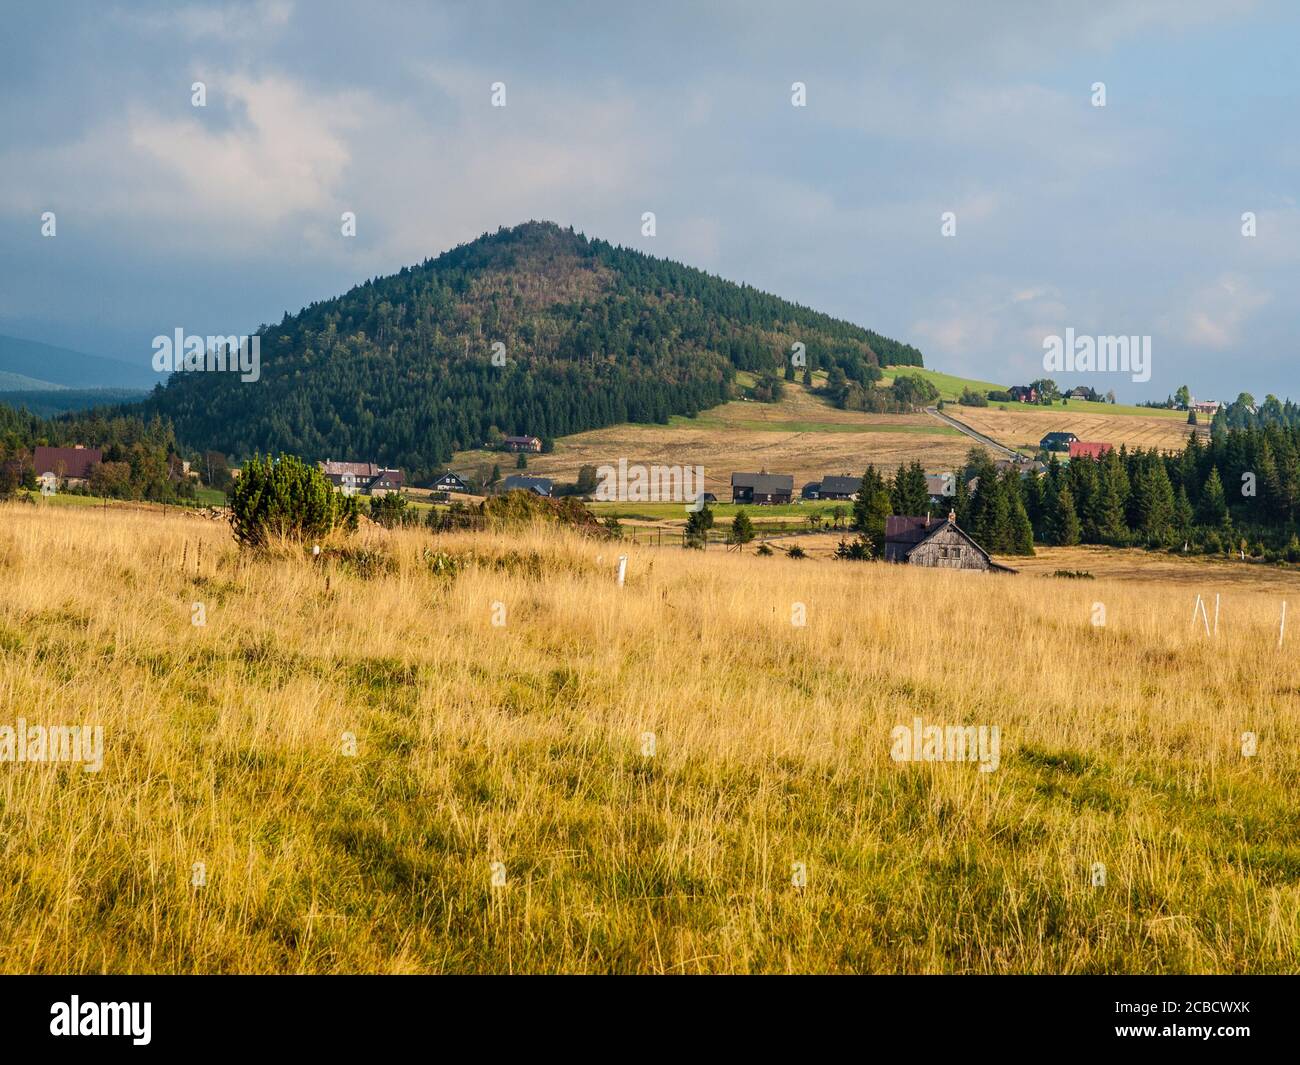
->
[
  {"left": 321, "top": 460, "right": 380, "bottom": 477},
  {"left": 34, "top": 446, "right": 101, "bottom": 480},
  {"left": 884, "top": 514, "right": 944, "bottom": 545},
  {"left": 885, "top": 513, "right": 1017, "bottom": 573}
]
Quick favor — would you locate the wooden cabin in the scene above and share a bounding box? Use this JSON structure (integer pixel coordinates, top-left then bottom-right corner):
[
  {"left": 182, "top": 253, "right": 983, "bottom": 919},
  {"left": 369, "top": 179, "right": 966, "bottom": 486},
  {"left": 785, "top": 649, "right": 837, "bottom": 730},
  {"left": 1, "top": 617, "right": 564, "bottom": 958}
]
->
[{"left": 883, "top": 512, "right": 1015, "bottom": 572}]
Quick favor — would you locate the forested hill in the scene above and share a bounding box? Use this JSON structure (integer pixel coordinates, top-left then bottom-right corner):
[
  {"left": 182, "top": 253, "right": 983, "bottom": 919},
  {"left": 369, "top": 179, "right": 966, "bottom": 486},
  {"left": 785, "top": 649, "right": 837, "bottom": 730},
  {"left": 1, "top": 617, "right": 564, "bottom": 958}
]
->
[{"left": 143, "top": 221, "right": 923, "bottom": 481}]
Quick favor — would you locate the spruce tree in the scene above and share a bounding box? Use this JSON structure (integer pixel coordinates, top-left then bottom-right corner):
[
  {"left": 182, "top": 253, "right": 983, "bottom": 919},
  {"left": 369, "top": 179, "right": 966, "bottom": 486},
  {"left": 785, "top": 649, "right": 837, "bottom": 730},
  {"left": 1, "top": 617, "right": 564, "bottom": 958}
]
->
[
  {"left": 1053, "top": 483, "right": 1081, "bottom": 546},
  {"left": 1198, "top": 466, "right": 1228, "bottom": 527}
]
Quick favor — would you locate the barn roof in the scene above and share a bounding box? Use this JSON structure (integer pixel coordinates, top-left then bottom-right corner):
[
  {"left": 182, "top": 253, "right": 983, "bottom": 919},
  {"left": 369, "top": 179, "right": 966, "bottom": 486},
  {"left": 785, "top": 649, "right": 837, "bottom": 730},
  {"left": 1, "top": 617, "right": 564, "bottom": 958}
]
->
[
  {"left": 818, "top": 475, "right": 859, "bottom": 495},
  {"left": 731, "top": 472, "right": 793, "bottom": 493},
  {"left": 34, "top": 446, "right": 102, "bottom": 479}
]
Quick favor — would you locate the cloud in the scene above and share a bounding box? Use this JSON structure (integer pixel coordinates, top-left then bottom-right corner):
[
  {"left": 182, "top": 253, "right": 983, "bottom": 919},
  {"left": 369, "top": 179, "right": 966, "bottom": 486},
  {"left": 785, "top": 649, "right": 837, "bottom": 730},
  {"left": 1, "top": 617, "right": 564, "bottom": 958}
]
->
[
  {"left": 114, "top": 0, "right": 294, "bottom": 43},
  {"left": 1174, "top": 274, "right": 1273, "bottom": 349}
]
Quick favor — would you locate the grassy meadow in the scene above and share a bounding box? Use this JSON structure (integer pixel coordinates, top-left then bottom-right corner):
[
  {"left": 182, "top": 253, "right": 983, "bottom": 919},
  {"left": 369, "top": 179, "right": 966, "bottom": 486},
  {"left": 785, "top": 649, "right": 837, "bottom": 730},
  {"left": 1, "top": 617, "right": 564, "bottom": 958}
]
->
[
  {"left": 2, "top": 502, "right": 1299, "bottom": 973},
  {"left": 450, "top": 379, "right": 969, "bottom": 496}
]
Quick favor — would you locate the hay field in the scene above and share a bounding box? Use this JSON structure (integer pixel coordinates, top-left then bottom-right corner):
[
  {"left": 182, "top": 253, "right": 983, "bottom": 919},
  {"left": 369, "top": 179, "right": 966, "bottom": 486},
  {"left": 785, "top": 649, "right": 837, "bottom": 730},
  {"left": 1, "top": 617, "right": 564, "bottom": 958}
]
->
[
  {"left": 453, "top": 382, "right": 971, "bottom": 494},
  {"left": 948, "top": 404, "right": 1197, "bottom": 454},
  {"left": 2, "top": 502, "right": 1299, "bottom": 974}
]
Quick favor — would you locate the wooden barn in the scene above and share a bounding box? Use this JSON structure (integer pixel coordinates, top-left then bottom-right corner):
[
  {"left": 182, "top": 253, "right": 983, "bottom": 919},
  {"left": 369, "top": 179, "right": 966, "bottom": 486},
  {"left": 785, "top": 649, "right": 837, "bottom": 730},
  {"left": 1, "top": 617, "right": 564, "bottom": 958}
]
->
[{"left": 883, "top": 512, "right": 1015, "bottom": 572}]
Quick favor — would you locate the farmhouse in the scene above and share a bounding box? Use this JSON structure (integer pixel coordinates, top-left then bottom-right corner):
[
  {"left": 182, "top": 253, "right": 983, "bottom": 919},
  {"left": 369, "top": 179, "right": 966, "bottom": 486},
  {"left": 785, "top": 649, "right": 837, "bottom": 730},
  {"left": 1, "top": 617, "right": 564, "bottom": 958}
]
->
[
  {"left": 731, "top": 472, "right": 793, "bottom": 505},
  {"left": 883, "top": 512, "right": 1015, "bottom": 572},
  {"left": 500, "top": 474, "right": 553, "bottom": 497},
  {"left": 33, "top": 445, "right": 102, "bottom": 487},
  {"left": 1008, "top": 385, "right": 1039, "bottom": 403},
  {"left": 320, "top": 460, "right": 406, "bottom": 496},
  {"left": 432, "top": 472, "right": 472, "bottom": 494},
  {"left": 1040, "top": 432, "right": 1078, "bottom": 452},
  {"left": 801, "top": 481, "right": 822, "bottom": 500},
  {"left": 503, "top": 435, "right": 542, "bottom": 453},
  {"left": 815, "top": 475, "right": 859, "bottom": 501},
  {"left": 1066, "top": 386, "right": 1093, "bottom": 400},
  {"left": 1192, "top": 400, "right": 1221, "bottom": 416},
  {"left": 926, "top": 473, "right": 955, "bottom": 500},
  {"left": 1068, "top": 441, "right": 1112, "bottom": 461}
]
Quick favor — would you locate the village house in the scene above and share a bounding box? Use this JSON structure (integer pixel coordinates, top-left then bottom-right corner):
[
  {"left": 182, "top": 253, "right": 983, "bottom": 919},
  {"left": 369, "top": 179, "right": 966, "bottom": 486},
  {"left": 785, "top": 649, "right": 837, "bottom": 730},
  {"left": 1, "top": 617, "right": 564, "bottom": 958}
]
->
[
  {"left": 926, "top": 473, "right": 955, "bottom": 501},
  {"left": 432, "top": 471, "right": 472, "bottom": 494},
  {"left": 319, "top": 460, "right": 406, "bottom": 496},
  {"left": 1008, "top": 385, "right": 1039, "bottom": 403},
  {"left": 1068, "top": 441, "right": 1113, "bottom": 461},
  {"left": 731, "top": 472, "right": 793, "bottom": 505},
  {"left": 813, "top": 475, "right": 859, "bottom": 501},
  {"left": 1066, "top": 386, "right": 1094, "bottom": 400},
  {"left": 500, "top": 474, "right": 553, "bottom": 497},
  {"left": 502, "top": 435, "right": 542, "bottom": 453},
  {"left": 883, "top": 512, "right": 1015, "bottom": 573},
  {"left": 1039, "top": 432, "right": 1078, "bottom": 452},
  {"left": 33, "top": 445, "right": 102, "bottom": 487},
  {"left": 1192, "top": 400, "right": 1221, "bottom": 417}
]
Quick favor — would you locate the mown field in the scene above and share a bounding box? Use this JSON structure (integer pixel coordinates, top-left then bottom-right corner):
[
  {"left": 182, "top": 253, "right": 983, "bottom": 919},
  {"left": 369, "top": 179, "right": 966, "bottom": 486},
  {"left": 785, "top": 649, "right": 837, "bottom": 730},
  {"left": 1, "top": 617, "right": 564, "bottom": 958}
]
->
[
  {"left": 2, "top": 503, "right": 1299, "bottom": 974},
  {"left": 451, "top": 379, "right": 970, "bottom": 496},
  {"left": 948, "top": 403, "right": 1197, "bottom": 454}
]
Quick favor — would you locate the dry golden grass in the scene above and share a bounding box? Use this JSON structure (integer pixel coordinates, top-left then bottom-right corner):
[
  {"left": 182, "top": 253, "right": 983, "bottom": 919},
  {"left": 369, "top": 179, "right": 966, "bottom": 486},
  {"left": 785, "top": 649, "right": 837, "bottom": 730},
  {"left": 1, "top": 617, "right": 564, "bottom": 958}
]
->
[
  {"left": 949, "top": 404, "right": 1197, "bottom": 454},
  {"left": 454, "top": 383, "right": 973, "bottom": 493},
  {"left": 2, "top": 502, "right": 1300, "bottom": 973}
]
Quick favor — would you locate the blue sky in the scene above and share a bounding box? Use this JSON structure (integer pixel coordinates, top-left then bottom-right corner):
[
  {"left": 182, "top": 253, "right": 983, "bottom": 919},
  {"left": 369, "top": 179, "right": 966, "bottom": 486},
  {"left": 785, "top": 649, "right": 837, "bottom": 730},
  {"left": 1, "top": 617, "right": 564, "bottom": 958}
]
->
[{"left": 1, "top": 0, "right": 1296, "bottom": 402}]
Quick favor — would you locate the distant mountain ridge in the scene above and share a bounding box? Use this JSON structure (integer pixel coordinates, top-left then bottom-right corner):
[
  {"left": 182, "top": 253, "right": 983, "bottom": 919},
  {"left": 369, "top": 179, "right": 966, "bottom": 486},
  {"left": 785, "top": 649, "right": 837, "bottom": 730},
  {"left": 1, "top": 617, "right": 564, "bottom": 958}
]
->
[
  {"left": 144, "top": 221, "right": 924, "bottom": 480},
  {"left": 0, "top": 334, "right": 158, "bottom": 391}
]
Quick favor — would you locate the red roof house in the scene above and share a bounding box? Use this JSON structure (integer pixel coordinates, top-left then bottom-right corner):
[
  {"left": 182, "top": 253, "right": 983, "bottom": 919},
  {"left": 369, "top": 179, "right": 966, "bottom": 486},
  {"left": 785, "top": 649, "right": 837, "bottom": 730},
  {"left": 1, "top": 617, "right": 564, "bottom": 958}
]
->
[
  {"left": 34, "top": 445, "right": 102, "bottom": 482},
  {"left": 1068, "top": 441, "right": 1112, "bottom": 461}
]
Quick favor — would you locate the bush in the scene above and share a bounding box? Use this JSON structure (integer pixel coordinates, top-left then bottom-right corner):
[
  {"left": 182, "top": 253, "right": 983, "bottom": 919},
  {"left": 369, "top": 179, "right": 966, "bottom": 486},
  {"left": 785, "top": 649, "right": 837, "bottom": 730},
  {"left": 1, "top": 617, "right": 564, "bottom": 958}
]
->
[
  {"left": 987, "top": 390, "right": 1012, "bottom": 402},
  {"left": 755, "top": 542, "right": 773, "bottom": 556},
  {"left": 228, "top": 453, "right": 359, "bottom": 549},
  {"left": 786, "top": 545, "right": 806, "bottom": 559},
  {"left": 959, "top": 388, "right": 989, "bottom": 407},
  {"left": 369, "top": 492, "right": 413, "bottom": 529},
  {"left": 834, "top": 535, "right": 873, "bottom": 560}
]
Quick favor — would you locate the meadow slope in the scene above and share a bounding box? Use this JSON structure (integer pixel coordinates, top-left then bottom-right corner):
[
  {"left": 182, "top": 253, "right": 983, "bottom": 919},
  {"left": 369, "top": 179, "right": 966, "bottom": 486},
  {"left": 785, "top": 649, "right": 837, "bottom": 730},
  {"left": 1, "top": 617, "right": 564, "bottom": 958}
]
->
[{"left": 1, "top": 503, "right": 1299, "bottom": 973}]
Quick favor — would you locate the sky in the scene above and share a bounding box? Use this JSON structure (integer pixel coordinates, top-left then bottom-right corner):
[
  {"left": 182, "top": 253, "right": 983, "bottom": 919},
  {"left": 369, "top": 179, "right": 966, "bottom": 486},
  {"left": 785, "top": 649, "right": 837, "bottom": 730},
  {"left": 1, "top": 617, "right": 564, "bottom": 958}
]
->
[{"left": 1, "top": 0, "right": 1296, "bottom": 402}]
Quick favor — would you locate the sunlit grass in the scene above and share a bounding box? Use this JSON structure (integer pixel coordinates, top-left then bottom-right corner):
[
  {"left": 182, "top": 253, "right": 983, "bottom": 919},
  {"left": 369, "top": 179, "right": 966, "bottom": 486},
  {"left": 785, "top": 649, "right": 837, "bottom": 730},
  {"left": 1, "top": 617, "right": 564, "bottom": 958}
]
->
[{"left": 1, "top": 503, "right": 1298, "bottom": 973}]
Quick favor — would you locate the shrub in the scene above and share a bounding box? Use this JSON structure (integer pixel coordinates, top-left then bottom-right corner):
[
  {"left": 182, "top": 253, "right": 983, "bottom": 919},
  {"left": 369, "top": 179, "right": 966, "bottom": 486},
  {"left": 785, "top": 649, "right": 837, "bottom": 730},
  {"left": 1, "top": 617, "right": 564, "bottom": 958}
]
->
[
  {"left": 786, "top": 545, "right": 806, "bottom": 559},
  {"left": 959, "top": 388, "right": 989, "bottom": 407},
  {"left": 369, "top": 492, "right": 411, "bottom": 529},
  {"left": 228, "top": 453, "right": 359, "bottom": 549},
  {"left": 834, "top": 535, "right": 873, "bottom": 560},
  {"left": 987, "top": 390, "right": 1013, "bottom": 402},
  {"left": 755, "top": 542, "right": 773, "bottom": 556}
]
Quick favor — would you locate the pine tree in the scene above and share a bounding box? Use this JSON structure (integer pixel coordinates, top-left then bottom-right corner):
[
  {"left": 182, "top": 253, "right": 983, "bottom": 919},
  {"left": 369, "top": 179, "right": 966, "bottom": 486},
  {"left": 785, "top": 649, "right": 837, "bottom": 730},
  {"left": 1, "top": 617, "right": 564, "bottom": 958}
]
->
[
  {"left": 853, "top": 465, "right": 892, "bottom": 543},
  {"left": 1174, "top": 485, "right": 1193, "bottom": 537},
  {"left": 1005, "top": 472, "right": 1036, "bottom": 555},
  {"left": 1053, "top": 484, "right": 1081, "bottom": 546},
  {"left": 890, "top": 461, "right": 930, "bottom": 516},
  {"left": 728, "top": 508, "right": 755, "bottom": 548},
  {"left": 1198, "top": 466, "right": 1228, "bottom": 527}
]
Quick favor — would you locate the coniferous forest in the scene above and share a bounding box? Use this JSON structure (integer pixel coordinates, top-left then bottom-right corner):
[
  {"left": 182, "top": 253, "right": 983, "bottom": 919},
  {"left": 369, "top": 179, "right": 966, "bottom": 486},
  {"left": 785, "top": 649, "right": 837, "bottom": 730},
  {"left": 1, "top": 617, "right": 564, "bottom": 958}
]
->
[
  {"left": 844, "top": 425, "right": 1300, "bottom": 563},
  {"left": 139, "top": 221, "right": 923, "bottom": 481}
]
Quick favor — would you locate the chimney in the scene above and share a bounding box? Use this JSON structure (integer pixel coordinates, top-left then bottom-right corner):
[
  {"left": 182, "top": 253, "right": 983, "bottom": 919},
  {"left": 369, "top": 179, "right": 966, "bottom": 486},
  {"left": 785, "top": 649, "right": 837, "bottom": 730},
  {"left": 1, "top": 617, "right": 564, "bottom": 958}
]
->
[
  {"left": 924, "top": 513, "right": 930, "bottom": 527},
  {"left": 948, "top": 509, "right": 956, "bottom": 523}
]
